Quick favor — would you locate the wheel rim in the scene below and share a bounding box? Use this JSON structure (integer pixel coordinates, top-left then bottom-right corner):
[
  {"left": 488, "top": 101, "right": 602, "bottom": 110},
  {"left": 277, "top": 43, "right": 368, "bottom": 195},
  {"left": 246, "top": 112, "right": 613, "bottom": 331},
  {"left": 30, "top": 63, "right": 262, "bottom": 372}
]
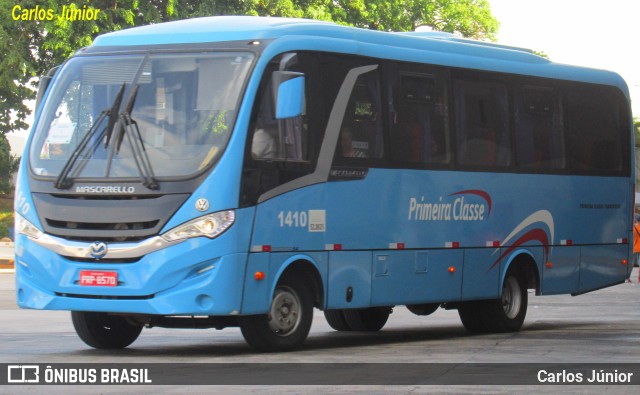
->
[
  {"left": 267, "top": 286, "right": 301, "bottom": 336},
  {"left": 502, "top": 276, "right": 521, "bottom": 319}
]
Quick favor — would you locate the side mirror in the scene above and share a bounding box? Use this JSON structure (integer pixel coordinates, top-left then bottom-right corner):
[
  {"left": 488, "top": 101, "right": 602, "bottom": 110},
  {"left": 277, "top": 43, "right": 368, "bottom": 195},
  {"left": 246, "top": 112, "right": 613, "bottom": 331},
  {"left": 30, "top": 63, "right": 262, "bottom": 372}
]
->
[
  {"left": 35, "top": 66, "right": 60, "bottom": 111},
  {"left": 272, "top": 71, "right": 305, "bottom": 119}
]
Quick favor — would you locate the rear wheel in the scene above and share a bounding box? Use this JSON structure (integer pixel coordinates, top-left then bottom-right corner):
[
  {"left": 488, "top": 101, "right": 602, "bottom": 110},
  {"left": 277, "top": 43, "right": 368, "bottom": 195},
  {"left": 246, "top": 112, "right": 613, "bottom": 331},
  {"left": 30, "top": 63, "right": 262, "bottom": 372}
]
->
[
  {"left": 406, "top": 303, "right": 440, "bottom": 316},
  {"left": 491, "top": 273, "right": 528, "bottom": 332},
  {"left": 342, "top": 307, "right": 392, "bottom": 332},
  {"left": 458, "top": 301, "right": 488, "bottom": 333},
  {"left": 71, "top": 311, "right": 143, "bottom": 349},
  {"left": 324, "top": 309, "right": 352, "bottom": 331},
  {"left": 239, "top": 279, "right": 313, "bottom": 352},
  {"left": 458, "top": 270, "right": 528, "bottom": 333}
]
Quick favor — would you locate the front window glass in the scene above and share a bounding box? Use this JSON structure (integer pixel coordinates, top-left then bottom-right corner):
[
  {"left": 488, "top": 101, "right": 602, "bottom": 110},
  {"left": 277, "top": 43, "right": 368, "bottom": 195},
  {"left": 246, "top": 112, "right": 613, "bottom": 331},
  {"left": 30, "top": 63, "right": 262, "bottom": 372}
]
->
[{"left": 30, "top": 52, "right": 253, "bottom": 180}]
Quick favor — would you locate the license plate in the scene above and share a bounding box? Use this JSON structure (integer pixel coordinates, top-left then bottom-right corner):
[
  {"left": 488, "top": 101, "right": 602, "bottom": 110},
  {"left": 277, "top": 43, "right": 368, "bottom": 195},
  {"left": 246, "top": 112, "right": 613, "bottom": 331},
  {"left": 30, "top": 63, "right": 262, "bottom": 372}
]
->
[{"left": 79, "top": 270, "right": 118, "bottom": 287}]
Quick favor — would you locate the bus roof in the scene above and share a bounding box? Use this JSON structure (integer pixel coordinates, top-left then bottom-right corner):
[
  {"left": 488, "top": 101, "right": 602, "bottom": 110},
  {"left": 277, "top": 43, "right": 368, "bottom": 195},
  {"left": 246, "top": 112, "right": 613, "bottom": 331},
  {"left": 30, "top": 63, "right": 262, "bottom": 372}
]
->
[{"left": 90, "top": 16, "right": 629, "bottom": 93}]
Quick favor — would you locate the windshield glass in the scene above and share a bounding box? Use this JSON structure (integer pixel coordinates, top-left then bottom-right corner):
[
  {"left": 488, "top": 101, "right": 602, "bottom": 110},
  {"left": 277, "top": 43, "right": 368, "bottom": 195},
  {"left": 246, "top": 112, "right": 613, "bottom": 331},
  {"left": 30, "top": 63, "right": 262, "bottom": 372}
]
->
[{"left": 29, "top": 52, "right": 254, "bottom": 180}]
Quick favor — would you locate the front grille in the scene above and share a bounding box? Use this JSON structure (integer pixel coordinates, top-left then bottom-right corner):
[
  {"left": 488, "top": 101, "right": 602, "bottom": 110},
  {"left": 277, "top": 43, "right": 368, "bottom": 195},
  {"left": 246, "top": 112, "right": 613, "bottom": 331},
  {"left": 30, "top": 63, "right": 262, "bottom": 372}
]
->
[
  {"left": 32, "top": 192, "right": 190, "bottom": 241},
  {"left": 56, "top": 292, "right": 154, "bottom": 300},
  {"left": 46, "top": 219, "right": 159, "bottom": 242},
  {"left": 63, "top": 256, "right": 142, "bottom": 264},
  {"left": 47, "top": 219, "right": 159, "bottom": 231}
]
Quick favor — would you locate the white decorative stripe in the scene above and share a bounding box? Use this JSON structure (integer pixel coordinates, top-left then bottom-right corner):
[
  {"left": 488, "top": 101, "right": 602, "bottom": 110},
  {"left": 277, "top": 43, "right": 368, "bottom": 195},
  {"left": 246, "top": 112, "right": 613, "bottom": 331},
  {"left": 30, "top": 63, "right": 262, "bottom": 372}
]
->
[{"left": 500, "top": 210, "right": 554, "bottom": 248}]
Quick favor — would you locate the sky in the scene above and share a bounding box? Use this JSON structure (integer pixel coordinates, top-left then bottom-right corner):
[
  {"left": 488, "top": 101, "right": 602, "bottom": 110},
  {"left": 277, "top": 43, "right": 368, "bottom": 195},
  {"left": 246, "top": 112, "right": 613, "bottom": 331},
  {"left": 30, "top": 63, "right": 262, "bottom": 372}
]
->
[
  {"left": 8, "top": 0, "right": 640, "bottom": 151},
  {"left": 488, "top": 0, "right": 640, "bottom": 116}
]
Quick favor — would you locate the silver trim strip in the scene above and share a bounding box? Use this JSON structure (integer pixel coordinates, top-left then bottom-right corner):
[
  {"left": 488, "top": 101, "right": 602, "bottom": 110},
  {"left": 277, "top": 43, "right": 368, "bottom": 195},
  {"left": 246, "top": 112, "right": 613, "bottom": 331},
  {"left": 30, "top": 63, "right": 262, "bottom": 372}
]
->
[{"left": 31, "top": 233, "right": 178, "bottom": 260}]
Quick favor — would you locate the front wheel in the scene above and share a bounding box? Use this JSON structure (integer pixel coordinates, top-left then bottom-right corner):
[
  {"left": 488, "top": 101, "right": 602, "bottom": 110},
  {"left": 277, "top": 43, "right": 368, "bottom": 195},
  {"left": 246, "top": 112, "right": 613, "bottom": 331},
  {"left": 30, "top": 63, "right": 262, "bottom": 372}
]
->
[
  {"left": 71, "top": 311, "right": 143, "bottom": 349},
  {"left": 239, "top": 280, "right": 313, "bottom": 352}
]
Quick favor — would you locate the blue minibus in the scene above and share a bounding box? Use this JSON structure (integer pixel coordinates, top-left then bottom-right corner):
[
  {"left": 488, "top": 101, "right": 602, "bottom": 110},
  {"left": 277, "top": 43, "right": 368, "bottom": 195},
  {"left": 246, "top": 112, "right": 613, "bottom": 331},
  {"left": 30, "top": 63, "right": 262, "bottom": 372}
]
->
[{"left": 14, "top": 16, "right": 634, "bottom": 351}]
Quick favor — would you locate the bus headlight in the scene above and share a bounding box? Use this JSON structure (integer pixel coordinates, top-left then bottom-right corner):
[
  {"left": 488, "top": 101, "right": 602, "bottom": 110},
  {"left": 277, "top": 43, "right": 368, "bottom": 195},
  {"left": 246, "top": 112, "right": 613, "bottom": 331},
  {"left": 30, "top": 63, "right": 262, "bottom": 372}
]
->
[
  {"left": 161, "top": 210, "right": 235, "bottom": 242},
  {"left": 15, "top": 213, "right": 43, "bottom": 239}
]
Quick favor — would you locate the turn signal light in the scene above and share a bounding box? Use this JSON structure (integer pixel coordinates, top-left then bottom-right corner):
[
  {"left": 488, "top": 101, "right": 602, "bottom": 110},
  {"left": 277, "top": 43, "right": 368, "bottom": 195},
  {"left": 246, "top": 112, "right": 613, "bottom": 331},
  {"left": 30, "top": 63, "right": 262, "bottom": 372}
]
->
[
  {"left": 254, "top": 271, "right": 265, "bottom": 281},
  {"left": 546, "top": 262, "right": 553, "bottom": 269},
  {"left": 621, "top": 259, "right": 628, "bottom": 266},
  {"left": 448, "top": 266, "right": 456, "bottom": 273}
]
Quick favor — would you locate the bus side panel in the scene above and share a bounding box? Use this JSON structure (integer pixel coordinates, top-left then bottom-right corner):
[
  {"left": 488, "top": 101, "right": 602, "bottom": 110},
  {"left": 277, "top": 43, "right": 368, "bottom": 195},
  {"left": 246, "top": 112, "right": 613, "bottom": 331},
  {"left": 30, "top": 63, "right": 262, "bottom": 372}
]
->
[
  {"left": 461, "top": 248, "right": 501, "bottom": 300},
  {"left": 578, "top": 245, "right": 628, "bottom": 293},
  {"left": 242, "top": 252, "right": 271, "bottom": 315},
  {"left": 251, "top": 184, "right": 327, "bottom": 253},
  {"left": 327, "top": 251, "right": 372, "bottom": 308},
  {"left": 241, "top": 251, "right": 328, "bottom": 314},
  {"left": 371, "top": 249, "right": 463, "bottom": 306},
  {"left": 542, "top": 246, "right": 580, "bottom": 295}
]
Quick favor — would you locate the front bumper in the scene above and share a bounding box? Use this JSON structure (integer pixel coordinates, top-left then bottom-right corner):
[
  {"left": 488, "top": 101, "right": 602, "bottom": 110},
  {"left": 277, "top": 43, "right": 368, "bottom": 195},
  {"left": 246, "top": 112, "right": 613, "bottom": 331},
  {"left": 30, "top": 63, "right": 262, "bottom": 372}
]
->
[{"left": 14, "top": 234, "right": 248, "bottom": 315}]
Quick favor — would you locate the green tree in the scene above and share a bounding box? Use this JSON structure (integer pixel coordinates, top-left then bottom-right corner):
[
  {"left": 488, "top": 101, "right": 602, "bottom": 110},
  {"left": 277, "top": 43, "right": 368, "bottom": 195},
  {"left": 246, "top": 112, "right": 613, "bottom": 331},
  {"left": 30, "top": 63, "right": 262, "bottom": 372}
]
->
[
  {"left": 312, "top": 0, "right": 498, "bottom": 37},
  {"left": 0, "top": 0, "right": 47, "bottom": 135},
  {"left": 0, "top": 134, "right": 20, "bottom": 193},
  {"left": 175, "top": 0, "right": 499, "bottom": 37}
]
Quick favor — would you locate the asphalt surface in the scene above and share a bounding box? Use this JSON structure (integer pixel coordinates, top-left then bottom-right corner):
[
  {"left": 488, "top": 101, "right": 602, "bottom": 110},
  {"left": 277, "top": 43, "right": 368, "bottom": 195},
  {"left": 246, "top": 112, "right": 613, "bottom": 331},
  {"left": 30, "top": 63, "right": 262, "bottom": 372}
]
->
[{"left": 0, "top": 269, "right": 638, "bottom": 394}]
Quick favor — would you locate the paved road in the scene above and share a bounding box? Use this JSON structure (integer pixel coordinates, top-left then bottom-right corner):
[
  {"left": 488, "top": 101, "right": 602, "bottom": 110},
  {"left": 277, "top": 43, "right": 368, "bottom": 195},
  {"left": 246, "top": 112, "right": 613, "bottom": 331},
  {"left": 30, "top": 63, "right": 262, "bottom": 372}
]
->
[{"left": 0, "top": 269, "right": 638, "bottom": 393}]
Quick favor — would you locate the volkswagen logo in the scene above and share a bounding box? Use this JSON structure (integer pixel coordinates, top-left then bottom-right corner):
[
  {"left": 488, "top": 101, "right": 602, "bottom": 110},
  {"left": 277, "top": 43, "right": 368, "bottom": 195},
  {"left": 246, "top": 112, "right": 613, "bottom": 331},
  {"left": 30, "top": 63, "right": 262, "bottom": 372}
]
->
[
  {"left": 89, "top": 241, "right": 108, "bottom": 260},
  {"left": 195, "top": 198, "right": 210, "bottom": 212}
]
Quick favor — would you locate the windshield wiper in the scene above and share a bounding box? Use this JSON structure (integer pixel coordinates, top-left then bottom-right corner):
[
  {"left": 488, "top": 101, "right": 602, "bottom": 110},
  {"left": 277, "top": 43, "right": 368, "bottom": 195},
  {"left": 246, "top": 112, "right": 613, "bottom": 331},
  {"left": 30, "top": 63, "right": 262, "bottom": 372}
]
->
[
  {"left": 104, "top": 83, "right": 126, "bottom": 149},
  {"left": 54, "top": 83, "right": 126, "bottom": 190},
  {"left": 110, "top": 85, "right": 159, "bottom": 190}
]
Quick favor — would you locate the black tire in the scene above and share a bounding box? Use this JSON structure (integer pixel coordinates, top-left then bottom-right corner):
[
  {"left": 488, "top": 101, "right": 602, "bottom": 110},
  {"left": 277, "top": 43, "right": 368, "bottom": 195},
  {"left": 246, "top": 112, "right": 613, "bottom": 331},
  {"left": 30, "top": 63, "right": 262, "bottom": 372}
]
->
[
  {"left": 71, "top": 311, "right": 142, "bottom": 349},
  {"left": 458, "top": 270, "right": 528, "bottom": 333},
  {"left": 239, "top": 280, "right": 313, "bottom": 352},
  {"left": 490, "top": 273, "right": 528, "bottom": 332},
  {"left": 406, "top": 303, "right": 440, "bottom": 316},
  {"left": 324, "top": 309, "right": 352, "bottom": 331},
  {"left": 458, "top": 300, "right": 489, "bottom": 333},
  {"left": 342, "top": 307, "right": 391, "bottom": 332}
]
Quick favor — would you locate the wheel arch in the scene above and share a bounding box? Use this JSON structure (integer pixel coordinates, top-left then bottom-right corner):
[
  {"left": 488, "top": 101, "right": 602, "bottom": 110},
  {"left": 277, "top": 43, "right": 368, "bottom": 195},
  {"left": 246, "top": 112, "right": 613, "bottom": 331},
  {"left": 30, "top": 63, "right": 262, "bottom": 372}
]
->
[
  {"left": 501, "top": 249, "right": 541, "bottom": 296},
  {"left": 272, "top": 255, "right": 324, "bottom": 309}
]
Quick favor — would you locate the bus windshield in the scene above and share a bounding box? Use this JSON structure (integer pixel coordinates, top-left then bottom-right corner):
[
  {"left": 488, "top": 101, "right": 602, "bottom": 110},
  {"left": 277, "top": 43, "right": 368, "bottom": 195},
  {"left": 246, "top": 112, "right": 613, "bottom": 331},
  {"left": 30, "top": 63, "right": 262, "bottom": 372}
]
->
[{"left": 29, "top": 52, "right": 254, "bottom": 182}]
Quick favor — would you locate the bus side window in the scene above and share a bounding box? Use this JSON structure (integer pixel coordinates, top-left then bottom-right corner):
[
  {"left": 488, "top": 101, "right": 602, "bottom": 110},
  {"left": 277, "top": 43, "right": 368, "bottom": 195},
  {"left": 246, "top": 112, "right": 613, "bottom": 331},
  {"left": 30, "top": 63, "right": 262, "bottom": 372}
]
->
[
  {"left": 250, "top": 60, "right": 308, "bottom": 162},
  {"left": 565, "top": 85, "right": 626, "bottom": 173},
  {"left": 389, "top": 71, "right": 450, "bottom": 166},
  {"left": 454, "top": 79, "right": 510, "bottom": 167},
  {"left": 336, "top": 70, "right": 383, "bottom": 160},
  {"left": 514, "top": 86, "right": 565, "bottom": 169},
  {"left": 241, "top": 52, "right": 322, "bottom": 207},
  {"left": 251, "top": 81, "right": 279, "bottom": 159}
]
